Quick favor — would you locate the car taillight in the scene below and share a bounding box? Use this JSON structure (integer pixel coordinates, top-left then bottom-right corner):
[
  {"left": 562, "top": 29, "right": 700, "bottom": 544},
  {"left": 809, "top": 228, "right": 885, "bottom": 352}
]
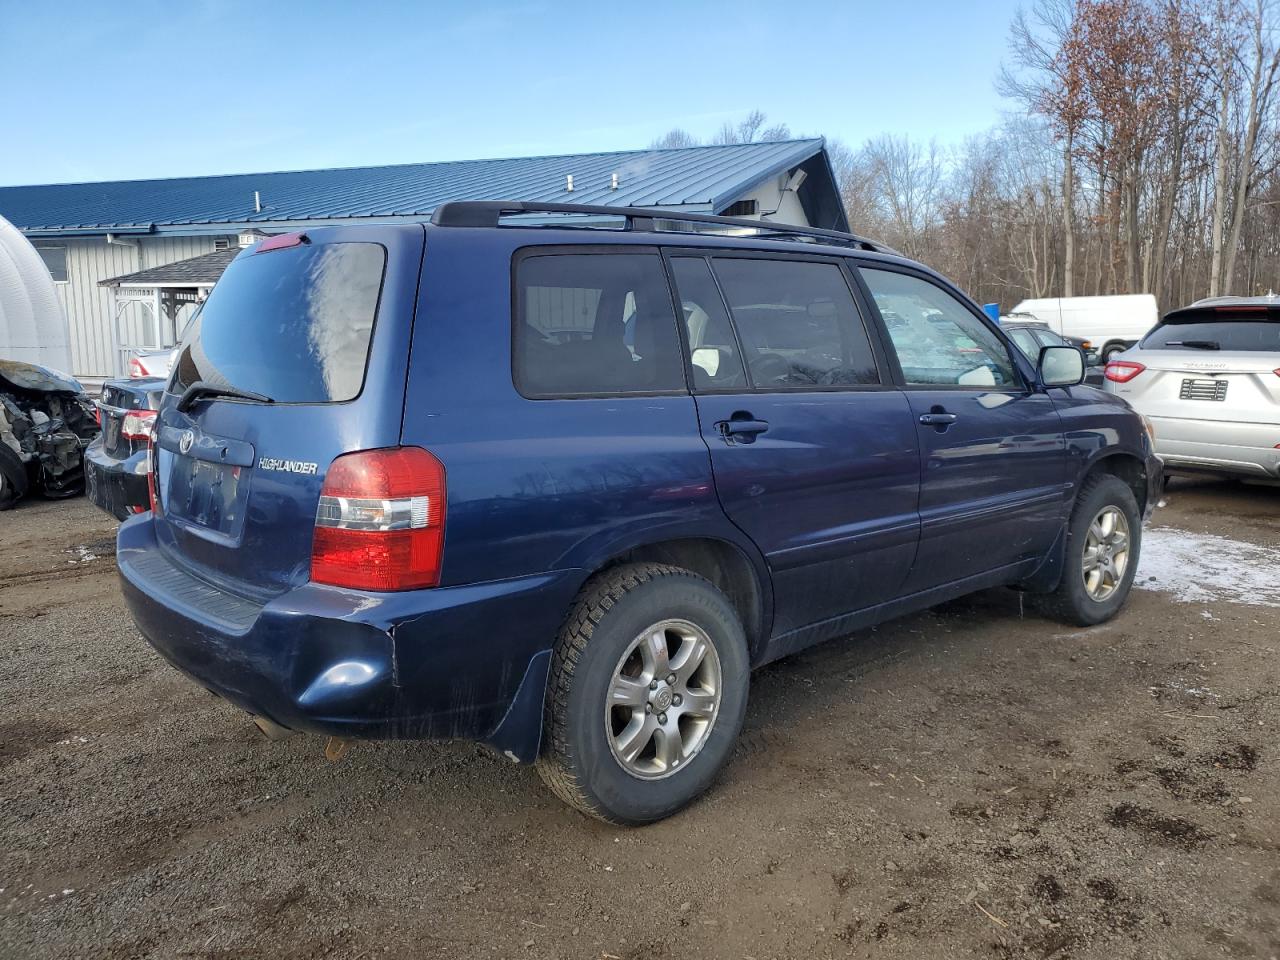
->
[
  {"left": 121, "top": 409, "right": 157, "bottom": 441},
  {"left": 310, "top": 447, "right": 446, "bottom": 591},
  {"left": 128, "top": 357, "right": 145, "bottom": 378},
  {"left": 1104, "top": 360, "right": 1146, "bottom": 383}
]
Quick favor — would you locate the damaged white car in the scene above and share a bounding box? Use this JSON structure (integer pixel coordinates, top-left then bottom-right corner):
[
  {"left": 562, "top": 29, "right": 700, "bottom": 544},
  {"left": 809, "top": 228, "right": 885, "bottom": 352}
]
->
[{"left": 0, "top": 359, "right": 100, "bottom": 510}]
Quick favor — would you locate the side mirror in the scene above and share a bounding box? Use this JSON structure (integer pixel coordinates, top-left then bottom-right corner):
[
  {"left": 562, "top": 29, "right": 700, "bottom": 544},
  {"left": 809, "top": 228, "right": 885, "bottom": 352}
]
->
[{"left": 1039, "top": 345, "right": 1085, "bottom": 387}]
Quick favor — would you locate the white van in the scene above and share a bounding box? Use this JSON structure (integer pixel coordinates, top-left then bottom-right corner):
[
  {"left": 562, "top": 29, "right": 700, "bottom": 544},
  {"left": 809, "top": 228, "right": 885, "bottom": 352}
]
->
[{"left": 1008, "top": 294, "right": 1158, "bottom": 361}]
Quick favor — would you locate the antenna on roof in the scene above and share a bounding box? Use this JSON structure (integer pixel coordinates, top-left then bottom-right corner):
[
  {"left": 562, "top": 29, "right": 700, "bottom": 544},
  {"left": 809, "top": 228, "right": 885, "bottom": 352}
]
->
[{"left": 253, "top": 191, "right": 262, "bottom": 214}]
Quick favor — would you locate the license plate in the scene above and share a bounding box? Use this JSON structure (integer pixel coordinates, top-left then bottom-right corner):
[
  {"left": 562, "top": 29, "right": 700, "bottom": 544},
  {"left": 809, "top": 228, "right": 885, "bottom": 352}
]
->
[
  {"left": 168, "top": 455, "right": 245, "bottom": 535},
  {"left": 1179, "top": 378, "right": 1228, "bottom": 401}
]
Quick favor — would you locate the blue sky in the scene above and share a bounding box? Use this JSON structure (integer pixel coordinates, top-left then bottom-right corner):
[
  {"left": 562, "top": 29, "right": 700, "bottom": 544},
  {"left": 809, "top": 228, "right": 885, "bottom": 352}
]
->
[{"left": 0, "top": 0, "right": 1026, "bottom": 186}]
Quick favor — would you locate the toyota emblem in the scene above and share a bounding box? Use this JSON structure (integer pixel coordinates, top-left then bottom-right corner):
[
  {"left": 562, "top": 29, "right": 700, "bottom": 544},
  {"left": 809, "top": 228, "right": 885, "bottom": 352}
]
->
[{"left": 179, "top": 430, "right": 194, "bottom": 455}]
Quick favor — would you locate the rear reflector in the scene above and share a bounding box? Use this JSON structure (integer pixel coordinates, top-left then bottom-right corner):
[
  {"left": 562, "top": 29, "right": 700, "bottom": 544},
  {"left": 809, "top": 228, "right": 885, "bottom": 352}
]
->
[
  {"left": 1104, "top": 360, "right": 1146, "bottom": 383},
  {"left": 121, "top": 408, "right": 157, "bottom": 441},
  {"left": 255, "top": 232, "right": 308, "bottom": 253},
  {"left": 311, "top": 447, "right": 446, "bottom": 591}
]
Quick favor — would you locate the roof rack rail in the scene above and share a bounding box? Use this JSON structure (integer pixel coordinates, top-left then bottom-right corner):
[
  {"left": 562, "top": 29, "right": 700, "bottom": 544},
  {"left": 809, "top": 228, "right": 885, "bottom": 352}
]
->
[{"left": 429, "top": 201, "right": 885, "bottom": 253}]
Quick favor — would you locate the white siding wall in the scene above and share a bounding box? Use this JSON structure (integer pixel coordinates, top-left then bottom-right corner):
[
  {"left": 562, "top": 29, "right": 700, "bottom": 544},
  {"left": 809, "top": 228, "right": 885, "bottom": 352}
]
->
[
  {"left": 54, "top": 235, "right": 232, "bottom": 379},
  {"left": 737, "top": 176, "right": 810, "bottom": 226}
]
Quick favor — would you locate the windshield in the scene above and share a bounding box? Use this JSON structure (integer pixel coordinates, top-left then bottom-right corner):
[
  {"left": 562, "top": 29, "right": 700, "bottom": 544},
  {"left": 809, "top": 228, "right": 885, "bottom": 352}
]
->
[
  {"left": 1143, "top": 320, "right": 1280, "bottom": 352},
  {"left": 170, "top": 242, "right": 386, "bottom": 403}
]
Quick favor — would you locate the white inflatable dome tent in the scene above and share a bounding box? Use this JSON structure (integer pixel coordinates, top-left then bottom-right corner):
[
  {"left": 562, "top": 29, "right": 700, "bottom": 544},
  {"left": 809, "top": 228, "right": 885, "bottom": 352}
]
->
[{"left": 0, "top": 213, "right": 73, "bottom": 374}]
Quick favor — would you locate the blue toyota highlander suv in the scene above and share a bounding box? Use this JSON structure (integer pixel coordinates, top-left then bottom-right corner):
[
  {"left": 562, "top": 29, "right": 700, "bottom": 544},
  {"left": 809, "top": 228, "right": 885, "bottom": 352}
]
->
[{"left": 119, "top": 202, "right": 1161, "bottom": 824}]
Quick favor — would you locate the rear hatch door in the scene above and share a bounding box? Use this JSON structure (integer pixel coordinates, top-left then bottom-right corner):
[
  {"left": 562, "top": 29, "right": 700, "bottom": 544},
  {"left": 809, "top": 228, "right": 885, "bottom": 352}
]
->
[
  {"left": 151, "top": 224, "right": 424, "bottom": 600},
  {"left": 1118, "top": 305, "right": 1280, "bottom": 423}
]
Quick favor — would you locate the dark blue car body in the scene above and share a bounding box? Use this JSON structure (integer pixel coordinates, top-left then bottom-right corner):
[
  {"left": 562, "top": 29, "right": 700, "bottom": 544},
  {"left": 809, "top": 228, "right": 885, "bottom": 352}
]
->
[{"left": 119, "top": 213, "right": 1160, "bottom": 764}]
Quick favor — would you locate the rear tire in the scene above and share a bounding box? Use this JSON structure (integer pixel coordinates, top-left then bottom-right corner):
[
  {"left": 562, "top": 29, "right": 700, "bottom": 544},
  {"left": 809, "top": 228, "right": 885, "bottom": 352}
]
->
[
  {"left": 536, "top": 562, "right": 750, "bottom": 824},
  {"left": 1039, "top": 474, "right": 1141, "bottom": 626}
]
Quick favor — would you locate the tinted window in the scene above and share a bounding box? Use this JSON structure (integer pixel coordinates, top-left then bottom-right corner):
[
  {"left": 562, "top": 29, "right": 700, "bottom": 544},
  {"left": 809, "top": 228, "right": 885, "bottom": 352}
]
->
[
  {"left": 860, "top": 269, "right": 1018, "bottom": 387},
  {"left": 515, "top": 253, "right": 685, "bottom": 397},
  {"left": 1143, "top": 320, "right": 1280, "bottom": 352},
  {"left": 171, "top": 242, "right": 385, "bottom": 403},
  {"left": 669, "top": 257, "right": 747, "bottom": 389},
  {"left": 711, "top": 258, "right": 879, "bottom": 389}
]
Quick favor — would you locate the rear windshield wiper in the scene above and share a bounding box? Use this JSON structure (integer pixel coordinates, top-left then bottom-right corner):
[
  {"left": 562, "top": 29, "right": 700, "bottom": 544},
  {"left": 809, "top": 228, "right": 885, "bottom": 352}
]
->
[
  {"left": 176, "top": 381, "right": 275, "bottom": 412},
  {"left": 1163, "top": 339, "right": 1221, "bottom": 350}
]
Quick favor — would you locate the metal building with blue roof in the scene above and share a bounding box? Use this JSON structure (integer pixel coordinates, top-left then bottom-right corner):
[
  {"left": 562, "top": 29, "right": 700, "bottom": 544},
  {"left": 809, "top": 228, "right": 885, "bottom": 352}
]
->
[{"left": 0, "top": 139, "right": 846, "bottom": 382}]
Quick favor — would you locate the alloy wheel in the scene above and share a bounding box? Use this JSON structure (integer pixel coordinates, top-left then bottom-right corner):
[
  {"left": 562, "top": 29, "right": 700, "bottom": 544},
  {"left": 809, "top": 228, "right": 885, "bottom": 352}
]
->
[
  {"left": 1082, "top": 505, "right": 1130, "bottom": 602},
  {"left": 604, "top": 619, "right": 722, "bottom": 780}
]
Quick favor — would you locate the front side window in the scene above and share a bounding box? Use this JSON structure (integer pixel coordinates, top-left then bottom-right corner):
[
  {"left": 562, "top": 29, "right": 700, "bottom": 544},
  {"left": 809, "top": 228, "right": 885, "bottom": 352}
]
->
[
  {"left": 711, "top": 257, "right": 879, "bottom": 389},
  {"left": 860, "top": 268, "right": 1018, "bottom": 388},
  {"left": 515, "top": 253, "right": 685, "bottom": 397}
]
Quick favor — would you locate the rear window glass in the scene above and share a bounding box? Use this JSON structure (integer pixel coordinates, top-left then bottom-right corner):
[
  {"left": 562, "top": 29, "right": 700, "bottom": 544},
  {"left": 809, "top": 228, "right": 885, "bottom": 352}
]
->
[
  {"left": 1143, "top": 320, "right": 1280, "bottom": 352},
  {"left": 514, "top": 253, "right": 685, "bottom": 397},
  {"left": 171, "top": 242, "right": 386, "bottom": 403}
]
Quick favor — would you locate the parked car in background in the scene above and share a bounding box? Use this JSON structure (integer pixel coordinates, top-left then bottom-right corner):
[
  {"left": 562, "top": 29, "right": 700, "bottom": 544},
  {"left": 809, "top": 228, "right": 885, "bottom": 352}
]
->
[
  {"left": 1002, "top": 319, "right": 1104, "bottom": 385},
  {"left": 0, "top": 359, "right": 99, "bottom": 510},
  {"left": 85, "top": 377, "right": 163, "bottom": 519},
  {"left": 1104, "top": 295, "right": 1280, "bottom": 481},
  {"left": 118, "top": 203, "right": 1160, "bottom": 824},
  {"left": 128, "top": 349, "right": 177, "bottom": 380},
  {"left": 1011, "top": 294, "right": 1158, "bottom": 361}
]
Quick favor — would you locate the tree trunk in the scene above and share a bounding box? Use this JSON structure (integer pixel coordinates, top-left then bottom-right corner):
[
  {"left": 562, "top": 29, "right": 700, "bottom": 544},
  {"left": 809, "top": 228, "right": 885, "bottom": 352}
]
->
[
  {"left": 1209, "top": 25, "right": 1233, "bottom": 298},
  {"left": 1063, "top": 138, "right": 1075, "bottom": 297}
]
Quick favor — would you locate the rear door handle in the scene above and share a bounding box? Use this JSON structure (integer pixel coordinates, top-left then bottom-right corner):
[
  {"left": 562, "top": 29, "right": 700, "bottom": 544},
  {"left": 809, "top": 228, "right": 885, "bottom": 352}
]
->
[
  {"left": 918, "top": 412, "right": 958, "bottom": 426},
  {"left": 717, "top": 413, "right": 769, "bottom": 443}
]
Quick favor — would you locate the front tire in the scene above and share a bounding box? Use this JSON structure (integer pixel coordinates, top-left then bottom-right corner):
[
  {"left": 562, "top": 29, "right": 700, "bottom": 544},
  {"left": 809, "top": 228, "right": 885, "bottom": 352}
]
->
[
  {"left": 536, "top": 562, "right": 750, "bottom": 824},
  {"left": 1040, "top": 474, "right": 1141, "bottom": 626}
]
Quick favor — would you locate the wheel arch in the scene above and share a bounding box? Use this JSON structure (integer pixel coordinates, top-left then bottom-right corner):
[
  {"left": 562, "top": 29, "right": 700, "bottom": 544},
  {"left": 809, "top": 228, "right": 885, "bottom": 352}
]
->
[
  {"left": 598, "top": 536, "right": 772, "bottom": 663},
  {"left": 1081, "top": 450, "right": 1151, "bottom": 515}
]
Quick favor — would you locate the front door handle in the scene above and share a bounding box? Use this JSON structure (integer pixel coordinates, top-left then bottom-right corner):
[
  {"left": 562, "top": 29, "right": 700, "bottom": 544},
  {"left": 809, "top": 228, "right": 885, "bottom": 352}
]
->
[
  {"left": 717, "top": 412, "right": 769, "bottom": 443},
  {"left": 918, "top": 412, "right": 958, "bottom": 426}
]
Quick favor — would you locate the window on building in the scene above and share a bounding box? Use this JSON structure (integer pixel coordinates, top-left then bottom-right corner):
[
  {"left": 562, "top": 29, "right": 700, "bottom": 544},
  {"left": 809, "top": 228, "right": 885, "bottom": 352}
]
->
[
  {"left": 514, "top": 253, "right": 686, "bottom": 397},
  {"left": 711, "top": 257, "right": 880, "bottom": 389},
  {"left": 36, "top": 246, "right": 68, "bottom": 283}
]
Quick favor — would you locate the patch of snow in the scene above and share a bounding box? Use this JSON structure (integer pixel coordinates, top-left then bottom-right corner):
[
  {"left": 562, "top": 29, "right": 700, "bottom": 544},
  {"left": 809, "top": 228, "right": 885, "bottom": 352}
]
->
[{"left": 1138, "top": 527, "right": 1280, "bottom": 607}]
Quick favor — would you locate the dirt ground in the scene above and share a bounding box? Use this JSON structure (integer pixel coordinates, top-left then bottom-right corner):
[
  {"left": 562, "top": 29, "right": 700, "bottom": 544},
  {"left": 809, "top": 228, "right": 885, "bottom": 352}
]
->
[{"left": 0, "top": 478, "right": 1277, "bottom": 960}]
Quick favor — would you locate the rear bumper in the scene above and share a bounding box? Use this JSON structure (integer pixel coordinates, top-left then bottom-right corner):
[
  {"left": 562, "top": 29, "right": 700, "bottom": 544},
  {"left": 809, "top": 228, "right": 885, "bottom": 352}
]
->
[
  {"left": 117, "top": 515, "right": 584, "bottom": 761},
  {"left": 1151, "top": 415, "right": 1280, "bottom": 478},
  {"left": 84, "top": 437, "right": 148, "bottom": 521}
]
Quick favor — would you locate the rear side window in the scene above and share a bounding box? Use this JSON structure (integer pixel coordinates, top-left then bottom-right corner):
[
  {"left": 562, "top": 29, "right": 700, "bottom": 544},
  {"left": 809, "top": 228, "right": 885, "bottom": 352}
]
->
[
  {"left": 669, "top": 257, "right": 748, "bottom": 389},
  {"left": 514, "top": 253, "right": 685, "bottom": 397},
  {"left": 710, "top": 258, "right": 879, "bottom": 389},
  {"left": 171, "top": 242, "right": 385, "bottom": 403},
  {"left": 1143, "top": 320, "right": 1280, "bottom": 352}
]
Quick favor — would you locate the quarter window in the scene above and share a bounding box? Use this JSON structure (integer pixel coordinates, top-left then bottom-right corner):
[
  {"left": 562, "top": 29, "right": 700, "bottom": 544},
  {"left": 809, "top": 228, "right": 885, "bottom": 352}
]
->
[
  {"left": 710, "top": 258, "right": 879, "bottom": 389},
  {"left": 514, "top": 253, "right": 685, "bottom": 397},
  {"left": 860, "top": 268, "right": 1018, "bottom": 388}
]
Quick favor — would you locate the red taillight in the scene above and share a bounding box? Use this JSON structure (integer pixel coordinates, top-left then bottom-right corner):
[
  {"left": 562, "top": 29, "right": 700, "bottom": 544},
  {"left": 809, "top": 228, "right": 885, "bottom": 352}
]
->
[
  {"left": 1104, "top": 360, "right": 1146, "bottom": 383},
  {"left": 1273, "top": 368, "right": 1280, "bottom": 377},
  {"left": 310, "top": 447, "right": 446, "bottom": 591},
  {"left": 128, "top": 356, "right": 145, "bottom": 378},
  {"left": 121, "top": 408, "right": 157, "bottom": 441},
  {"left": 255, "top": 232, "right": 308, "bottom": 254}
]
